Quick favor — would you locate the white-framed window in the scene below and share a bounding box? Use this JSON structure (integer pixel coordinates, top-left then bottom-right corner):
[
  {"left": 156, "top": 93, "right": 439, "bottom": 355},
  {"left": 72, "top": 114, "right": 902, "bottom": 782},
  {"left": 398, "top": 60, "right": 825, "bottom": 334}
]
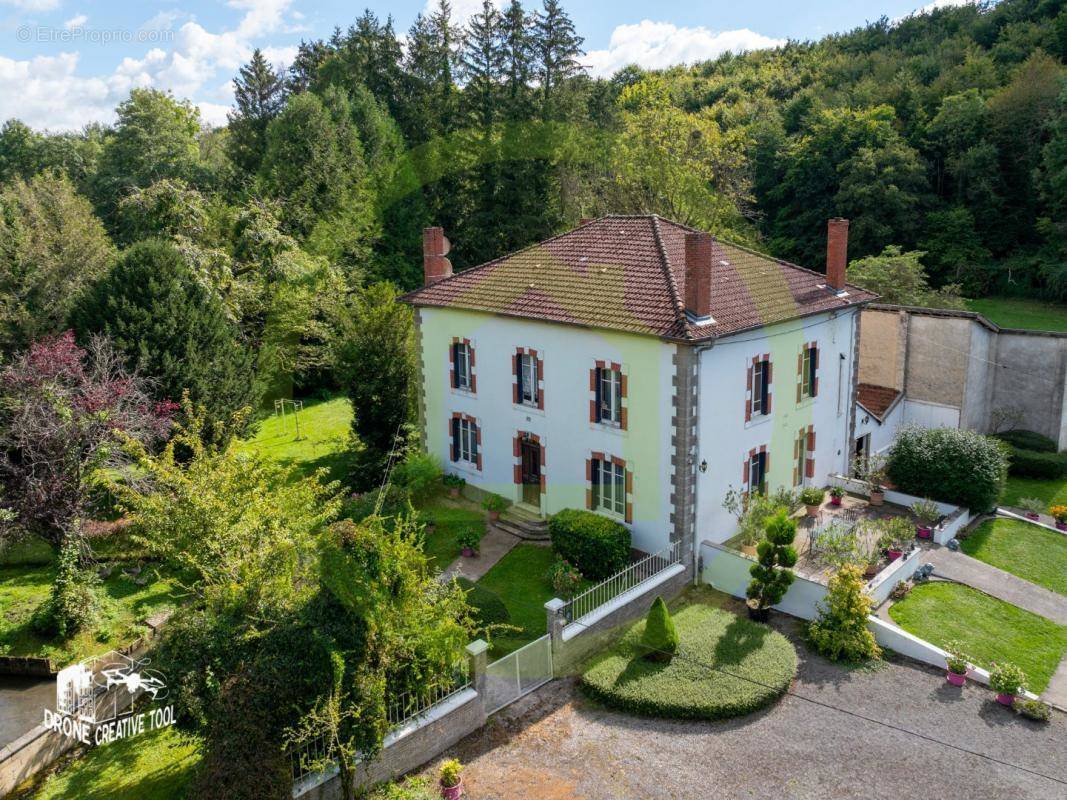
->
[
  {"left": 453, "top": 342, "right": 471, "bottom": 391},
  {"left": 451, "top": 417, "right": 478, "bottom": 464},
  {"left": 801, "top": 345, "right": 817, "bottom": 399},
  {"left": 752, "top": 358, "right": 770, "bottom": 416},
  {"left": 592, "top": 457, "right": 626, "bottom": 516},
  {"left": 749, "top": 451, "right": 768, "bottom": 494},
  {"left": 597, "top": 367, "right": 622, "bottom": 425},
  {"left": 518, "top": 353, "right": 538, "bottom": 405},
  {"left": 796, "top": 432, "right": 807, "bottom": 487}
]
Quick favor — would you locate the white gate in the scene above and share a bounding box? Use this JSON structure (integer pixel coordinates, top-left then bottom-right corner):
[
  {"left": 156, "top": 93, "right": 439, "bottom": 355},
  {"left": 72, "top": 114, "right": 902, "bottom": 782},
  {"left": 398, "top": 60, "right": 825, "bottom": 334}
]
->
[{"left": 483, "top": 635, "right": 553, "bottom": 714}]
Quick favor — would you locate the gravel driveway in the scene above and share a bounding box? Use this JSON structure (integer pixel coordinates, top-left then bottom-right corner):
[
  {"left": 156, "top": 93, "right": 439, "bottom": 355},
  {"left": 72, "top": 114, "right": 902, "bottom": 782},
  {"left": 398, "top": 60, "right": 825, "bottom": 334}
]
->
[{"left": 420, "top": 615, "right": 1067, "bottom": 800}]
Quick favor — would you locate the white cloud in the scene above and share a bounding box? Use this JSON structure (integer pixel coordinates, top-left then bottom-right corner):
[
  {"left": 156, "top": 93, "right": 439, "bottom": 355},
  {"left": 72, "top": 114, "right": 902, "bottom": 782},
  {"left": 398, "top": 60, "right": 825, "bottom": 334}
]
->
[
  {"left": 64, "top": 14, "right": 87, "bottom": 30},
  {"left": 917, "top": 0, "right": 977, "bottom": 13},
  {"left": 5, "top": 0, "right": 300, "bottom": 130},
  {"left": 0, "top": 0, "right": 60, "bottom": 11},
  {"left": 582, "top": 21, "right": 786, "bottom": 78},
  {"left": 422, "top": 0, "right": 502, "bottom": 30}
]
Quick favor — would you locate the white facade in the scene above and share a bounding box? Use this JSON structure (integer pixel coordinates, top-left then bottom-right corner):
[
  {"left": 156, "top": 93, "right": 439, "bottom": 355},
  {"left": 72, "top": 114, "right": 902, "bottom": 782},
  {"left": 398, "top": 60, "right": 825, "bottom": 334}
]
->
[{"left": 693, "top": 308, "right": 861, "bottom": 542}]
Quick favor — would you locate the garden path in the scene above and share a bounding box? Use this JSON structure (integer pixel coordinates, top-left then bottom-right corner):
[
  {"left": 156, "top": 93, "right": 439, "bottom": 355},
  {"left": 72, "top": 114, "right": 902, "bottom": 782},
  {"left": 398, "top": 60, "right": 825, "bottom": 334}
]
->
[{"left": 439, "top": 525, "right": 522, "bottom": 583}]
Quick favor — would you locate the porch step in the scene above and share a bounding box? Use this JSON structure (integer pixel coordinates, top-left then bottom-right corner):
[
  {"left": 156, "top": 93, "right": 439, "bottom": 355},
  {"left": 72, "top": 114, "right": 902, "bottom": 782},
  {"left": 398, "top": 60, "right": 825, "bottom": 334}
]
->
[
  {"left": 506, "top": 503, "right": 544, "bottom": 524},
  {"left": 495, "top": 507, "right": 550, "bottom": 541},
  {"left": 493, "top": 519, "right": 550, "bottom": 541}
]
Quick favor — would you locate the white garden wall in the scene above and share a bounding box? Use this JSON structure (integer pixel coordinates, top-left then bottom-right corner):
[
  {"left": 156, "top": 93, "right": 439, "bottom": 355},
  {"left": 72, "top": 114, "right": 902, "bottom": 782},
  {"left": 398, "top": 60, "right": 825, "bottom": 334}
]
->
[{"left": 700, "top": 541, "right": 828, "bottom": 621}]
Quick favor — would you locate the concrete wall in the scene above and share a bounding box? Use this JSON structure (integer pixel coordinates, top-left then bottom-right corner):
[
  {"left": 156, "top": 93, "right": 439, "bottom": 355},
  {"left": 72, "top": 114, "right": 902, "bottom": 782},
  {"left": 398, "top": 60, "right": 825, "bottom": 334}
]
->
[
  {"left": 857, "top": 308, "right": 905, "bottom": 391},
  {"left": 904, "top": 313, "right": 970, "bottom": 408},
  {"left": 693, "top": 309, "right": 860, "bottom": 543},
  {"left": 991, "top": 330, "right": 1067, "bottom": 449},
  {"left": 700, "top": 541, "right": 829, "bottom": 621}
]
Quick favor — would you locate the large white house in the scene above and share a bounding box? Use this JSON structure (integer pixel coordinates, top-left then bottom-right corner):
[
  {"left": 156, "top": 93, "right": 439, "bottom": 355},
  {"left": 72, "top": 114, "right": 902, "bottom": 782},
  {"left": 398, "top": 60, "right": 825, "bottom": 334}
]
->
[{"left": 403, "top": 216, "right": 876, "bottom": 563}]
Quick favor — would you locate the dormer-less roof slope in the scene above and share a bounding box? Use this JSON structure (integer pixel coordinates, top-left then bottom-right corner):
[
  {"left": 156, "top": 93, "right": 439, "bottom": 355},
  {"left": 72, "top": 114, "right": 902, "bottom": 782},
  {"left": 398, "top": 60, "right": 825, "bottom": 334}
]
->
[{"left": 403, "top": 215, "right": 877, "bottom": 341}]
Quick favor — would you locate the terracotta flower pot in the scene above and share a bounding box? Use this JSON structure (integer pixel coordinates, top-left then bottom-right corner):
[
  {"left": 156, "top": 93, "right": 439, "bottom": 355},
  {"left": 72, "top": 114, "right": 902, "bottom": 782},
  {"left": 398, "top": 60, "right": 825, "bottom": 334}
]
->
[
  {"left": 996, "top": 692, "right": 1015, "bottom": 706},
  {"left": 869, "top": 489, "right": 885, "bottom": 507},
  {"left": 488, "top": 510, "right": 500, "bottom": 522},
  {"left": 1026, "top": 512, "right": 1040, "bottom": 521},
  {"left": 916, "top": 526, "right": 933, "bottom": 539},
  {"left": 830, "top": 496, "right": 842, "bottom": 507},
  {"left": 805, "top": 504, "right": 820, "bottom": 517},
  {"left": 864, "top": 563, "right": 879, "bottom": 579},
  {"left": 886, "top": 548, "right": 903, "bottom": 562},
  {"left": 448, "top": 487, "right": 460, "bottom": 499},
  {"left": 946, "top": 671, "right": 966, "bottom": 687},
  {"left": 440, "top": 778, "right": 463, "bottom": 800}
]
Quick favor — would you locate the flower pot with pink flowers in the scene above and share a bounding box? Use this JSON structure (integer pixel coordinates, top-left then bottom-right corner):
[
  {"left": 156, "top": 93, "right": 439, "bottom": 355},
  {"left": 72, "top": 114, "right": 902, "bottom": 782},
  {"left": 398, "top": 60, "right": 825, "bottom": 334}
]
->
[
  {"left": 910, "top": 498, "right": 941, "bottom": 540},
  {"left": 989, "top": 662, "right": 1026, "bottom": 707},
  {"left": 1018, "top": 497, "right": 1044, "bottom": 522},
  {"left": 829, "top": 486, "right": 844, "bottom": 507},
  {"left": 1051, "top": 505, "right": 1067, "bottom": 531},
  {"left": 943, "top": 641, "right": 970, "bottom": 687},
  {"left": 439, "top": 759, "right": 464, "bottom": 800}
]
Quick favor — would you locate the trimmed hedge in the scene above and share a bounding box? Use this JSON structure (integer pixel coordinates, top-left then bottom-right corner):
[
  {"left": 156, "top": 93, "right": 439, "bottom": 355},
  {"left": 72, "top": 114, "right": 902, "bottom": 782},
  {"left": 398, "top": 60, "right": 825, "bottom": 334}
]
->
[
  {"left": 456, "top": 577, "right": 510, "bottom": 627},
  {"left": 994, "top": 429, "right": 1057, "bottom": 453},
  {"left": 581, "top": 589, "right": 796, "bottom": 720},
  {"left": 549, "top": 509, "right": 630, "bottom": 581},
  {"left": 1006, "top": 446, "right": 1067, "bottom": 479},
  {"left": 887, "top": 426, "right": 1007, "bottom": 511}
]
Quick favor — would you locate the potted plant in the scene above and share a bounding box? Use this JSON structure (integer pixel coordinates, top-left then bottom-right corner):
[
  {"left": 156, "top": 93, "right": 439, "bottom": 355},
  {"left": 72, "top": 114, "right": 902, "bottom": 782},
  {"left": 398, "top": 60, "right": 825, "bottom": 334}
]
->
[
  {"left": 1018, "top": 497, "right": 1044, "bottom": 522},
  {"left": 910, "top": 498, "right": 941, "bottom": 540},
  {"left": 829, "top": 486, "right": 844, "bottom": 507},
  {"left": 989, "top": 662, "right": 1026, "bottom": 706},
  {"left": 458, "top": 527, "right": 483, "bottom": 558},
  {"left": 439, "top": 758, "right": 463, "bottom": 800},
  {"left": 876, "top": 518, "right": 913, "bottom": 562},
  {"left": 800, "top": 486, "right": 825, "bottom": 517},
  {"left": 443, "top": 473, "right": 465, "bottom": 499},
  {"left": 861, "top": 549, "right": 881, "bottom": 579},
  {"left": 1050, "top": 505, "right": 1067, "bottom": 532},
  {"left": 1012, "top": 698, "right": 1051, "bottom": 723},
  {"left": 481, "top": 492, "right": 507, "bottom": 522},
  {"left": 943, "top": 640, "right": 970, "bottom": 686},
  {"left": 854, "top": 455, "right": 888, "bottom": 506}
]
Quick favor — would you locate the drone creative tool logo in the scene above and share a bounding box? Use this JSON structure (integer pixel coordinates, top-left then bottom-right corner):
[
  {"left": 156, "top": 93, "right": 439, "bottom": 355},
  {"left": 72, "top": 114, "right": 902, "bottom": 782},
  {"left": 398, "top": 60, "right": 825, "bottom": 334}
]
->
[{"left": 43, "top": 651, "right": 176, "bottom": 745}]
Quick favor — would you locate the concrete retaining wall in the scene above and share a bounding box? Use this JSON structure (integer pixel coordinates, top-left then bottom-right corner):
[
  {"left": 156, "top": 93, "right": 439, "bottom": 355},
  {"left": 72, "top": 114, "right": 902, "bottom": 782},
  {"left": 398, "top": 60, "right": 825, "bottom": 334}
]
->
[
  {"left": 867, "top": 548, "right": 924, "bottom": 606},
  {"left": 700, "top": 541, "right": 829, "bottom": 621}
]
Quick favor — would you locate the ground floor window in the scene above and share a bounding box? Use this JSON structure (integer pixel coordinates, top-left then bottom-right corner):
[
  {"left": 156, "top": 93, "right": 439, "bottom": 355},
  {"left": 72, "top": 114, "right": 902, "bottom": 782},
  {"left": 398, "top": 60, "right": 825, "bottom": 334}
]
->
[
  {"left": 592, "top": 457, "right": 626, "bottom": 516},
  {"left": 451, "top": 416, "right": 479, "bottom": 465}
]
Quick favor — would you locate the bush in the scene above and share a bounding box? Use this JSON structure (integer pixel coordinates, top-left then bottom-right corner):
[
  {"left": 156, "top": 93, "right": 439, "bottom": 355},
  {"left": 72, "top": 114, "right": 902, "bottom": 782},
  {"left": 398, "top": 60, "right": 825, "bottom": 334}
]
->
[
  {"left": 808, "top": 564, "right": 881, "bottom": 662},
  {"left": 546, "top": 557, "right": 582, "bottom": 599},
  {"left": 887, "top": 426, "right": 1007, "bottom": 511},
  {"left": 1006, "top": 446, "right": 1067, "bottom": 479},
  {"left": 390, "top": 453, "right": 442, "bottom": 503},
  {"left": 455, "top": 578, "right": 509, "bottom": 627},
  {"left": 1013, "top": 698, "right": 1051, "bottom": 722},
  {"left": 548, "top": 509, "right": 630, "bottom": 581},
  {"left": 994, "top": 429, "right": 1056, "bottom": 453},
  {"left": 640, "top": 596, "right": 679, "bottom": 662},
  {"left": 480, "top": 493, "right": 507, "bottom": 513},
  {"left": 746, "top": 511, "right": 797, "bottom": 613},
  {"left": 31, "top": 538, "right": 99, "bottom": 639}
]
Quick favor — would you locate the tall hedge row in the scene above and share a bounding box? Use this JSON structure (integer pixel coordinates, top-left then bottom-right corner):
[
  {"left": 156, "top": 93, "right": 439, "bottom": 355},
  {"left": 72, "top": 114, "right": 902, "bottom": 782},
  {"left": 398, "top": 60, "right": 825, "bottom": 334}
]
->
[
  {"left": 549, "top": 509, "right": 631, "bottom": 581},
  {"left": 887, "top": 426, "right": 1007, "bottom": 511}
]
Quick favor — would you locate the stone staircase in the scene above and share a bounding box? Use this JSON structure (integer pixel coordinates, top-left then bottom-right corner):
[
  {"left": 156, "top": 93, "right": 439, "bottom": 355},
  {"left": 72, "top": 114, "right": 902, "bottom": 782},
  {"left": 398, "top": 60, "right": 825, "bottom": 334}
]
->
[{"left": 493, "top": 504, "right": 550, "bottom": 541}]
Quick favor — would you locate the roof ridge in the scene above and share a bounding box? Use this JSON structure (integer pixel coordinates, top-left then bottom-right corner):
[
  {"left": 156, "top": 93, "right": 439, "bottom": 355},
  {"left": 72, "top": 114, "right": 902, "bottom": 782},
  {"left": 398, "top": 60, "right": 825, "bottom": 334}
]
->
[{"left": 649, "top": 215, "right": 691, "bottom": 340}]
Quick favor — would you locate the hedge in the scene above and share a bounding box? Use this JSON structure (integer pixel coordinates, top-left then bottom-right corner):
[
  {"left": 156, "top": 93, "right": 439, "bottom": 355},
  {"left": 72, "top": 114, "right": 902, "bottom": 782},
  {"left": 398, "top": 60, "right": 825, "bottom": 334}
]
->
[
  {"left": 886, "top": 426, "right": 1007, "bottom": 511},
  {"left": 1005, "top": 446, "right": 1067, "bottom": 479},
  {"left": 548, "top": 509, "right": 630, "bottom": 581},
  {"left": 456, "top": 577, "right": 510, "bottom": 627},
  {"left": 994, "top": 429, "right": 1057, "bottom": 453}
]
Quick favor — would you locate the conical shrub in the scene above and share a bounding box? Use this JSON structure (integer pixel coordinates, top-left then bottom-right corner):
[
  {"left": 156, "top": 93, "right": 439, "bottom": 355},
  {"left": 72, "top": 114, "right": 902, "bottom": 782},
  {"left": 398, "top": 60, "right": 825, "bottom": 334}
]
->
[{"left": 640, "top": 596, "right": 679, "bottom": 662}]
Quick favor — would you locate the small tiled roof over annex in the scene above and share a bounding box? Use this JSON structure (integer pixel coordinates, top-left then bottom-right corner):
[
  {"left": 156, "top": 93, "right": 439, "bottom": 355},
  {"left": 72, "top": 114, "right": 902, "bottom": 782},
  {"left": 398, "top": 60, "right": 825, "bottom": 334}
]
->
[{"left": 403, "top": 215, "right": 877, "bottom": 341}]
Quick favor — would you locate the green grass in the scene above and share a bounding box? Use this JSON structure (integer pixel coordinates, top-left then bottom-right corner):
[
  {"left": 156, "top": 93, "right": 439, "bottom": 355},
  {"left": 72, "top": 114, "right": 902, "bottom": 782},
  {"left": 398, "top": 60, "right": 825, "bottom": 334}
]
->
[
  {"left": 475, "top": 544, "right": 560, "bottom": 656},
  {"left": 417, "top": 498, "right": 484, "bottom": 572},
  {"left": 0, "top": 536, "right": 55, "bottom": 567},
  {"left": 966, "top": 297, "right": 1067, "bottom": 333},
  {"left": 236, "top": 395, "right": 353, "bottom": 483},
  {"left": 0, "top": 564, "right": 181, "bottom": 668},
  {"left": 888, "top": 582, "right": 1067, "bottom": 693},
  {"left": 580, "top": 586, "right": 797, "bottom": 719},
  {"left": 960, "top": 518, "right": 1067, "bottom": 596},
  {"left": 29, "top": 726, "right": 201, "bottom": 800},
  {"left": 1001, "top": 475, "right": 1067, "bottom": 508}
]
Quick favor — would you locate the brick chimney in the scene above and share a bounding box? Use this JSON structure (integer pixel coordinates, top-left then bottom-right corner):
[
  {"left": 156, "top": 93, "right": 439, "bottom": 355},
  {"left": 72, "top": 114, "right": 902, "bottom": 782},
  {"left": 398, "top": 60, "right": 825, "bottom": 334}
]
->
[
  {"left": 579, "top": 217, "right": 594, "bottom": 226},
  {"left": 423, "top": 226, "right": 452, "bottom": 286},
  {"left": 826, "top": 218, "right": 849, "bottom": 291},
  {"left": 684, "top": 232, "right": 713, "bottom": 321}
]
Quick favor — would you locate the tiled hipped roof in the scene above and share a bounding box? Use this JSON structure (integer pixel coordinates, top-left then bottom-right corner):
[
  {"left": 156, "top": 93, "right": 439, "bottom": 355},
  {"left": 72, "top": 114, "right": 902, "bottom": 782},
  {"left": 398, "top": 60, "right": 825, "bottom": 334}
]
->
[
  {"left": 403, "top": 216, "right": 877, "bottom": 341},
  {"left": 857, "top": 383, "right": 902, "bottom": 421}
]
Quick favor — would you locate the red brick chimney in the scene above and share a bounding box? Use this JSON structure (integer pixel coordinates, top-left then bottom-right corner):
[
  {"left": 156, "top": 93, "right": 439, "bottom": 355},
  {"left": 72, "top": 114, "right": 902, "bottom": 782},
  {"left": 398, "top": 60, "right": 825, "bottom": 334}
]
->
[
  {"left": 826, "top": 218, "right": 849, "bottom": 291},
  {"left": 684, "top": 232, "right": 713, "bottom": 320},
  {"left": 423, "top": 227, "right": 452, "bottom": 285},
  {"left": 579, "top": 217, "right": 594, "bottom": 226}
]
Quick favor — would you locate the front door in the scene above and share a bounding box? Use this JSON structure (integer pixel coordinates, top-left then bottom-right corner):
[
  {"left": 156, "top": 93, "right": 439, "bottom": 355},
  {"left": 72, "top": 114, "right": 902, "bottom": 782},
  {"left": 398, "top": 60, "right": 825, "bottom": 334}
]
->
[
  {"left": 520, "top": 439, "right": 541, "bottom": 509},
  {"left": 853, "top": 433, "right": 870, "bottom": 477}
]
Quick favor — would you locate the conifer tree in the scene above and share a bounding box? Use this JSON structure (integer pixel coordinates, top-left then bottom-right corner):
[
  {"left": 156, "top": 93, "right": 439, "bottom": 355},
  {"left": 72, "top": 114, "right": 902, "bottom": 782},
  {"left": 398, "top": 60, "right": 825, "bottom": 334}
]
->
[
  {"left": 227, "top": 49, "right": 287, "bottom": 177},
  {"left": 532, "top": 0, "right": 584, "bottom": 120}
]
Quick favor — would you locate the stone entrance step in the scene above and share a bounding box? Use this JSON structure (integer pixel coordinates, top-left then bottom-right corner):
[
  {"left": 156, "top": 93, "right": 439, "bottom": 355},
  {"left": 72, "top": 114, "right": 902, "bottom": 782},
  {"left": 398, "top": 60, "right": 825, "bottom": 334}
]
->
[{"left": 496, "top": 505, "right": 550, "bottom": 541}]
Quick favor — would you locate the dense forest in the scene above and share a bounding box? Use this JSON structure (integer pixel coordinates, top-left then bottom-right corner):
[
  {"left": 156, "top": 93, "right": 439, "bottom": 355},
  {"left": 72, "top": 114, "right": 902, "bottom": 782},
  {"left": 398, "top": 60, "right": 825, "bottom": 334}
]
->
[{"left": 0, "top": 0, "right": 1065, "bottom": 411}]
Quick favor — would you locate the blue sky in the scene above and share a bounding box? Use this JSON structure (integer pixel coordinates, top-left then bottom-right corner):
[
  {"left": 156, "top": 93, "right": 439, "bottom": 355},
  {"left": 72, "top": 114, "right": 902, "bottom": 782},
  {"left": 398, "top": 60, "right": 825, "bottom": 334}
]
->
[{"left": 0, "top": 0, "right": 972, "bottom": 130}]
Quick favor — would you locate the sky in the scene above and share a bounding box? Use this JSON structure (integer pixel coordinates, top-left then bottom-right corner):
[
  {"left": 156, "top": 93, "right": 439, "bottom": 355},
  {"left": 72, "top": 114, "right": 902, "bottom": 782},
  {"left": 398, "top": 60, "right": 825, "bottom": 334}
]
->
[{"left": 0, "top": 0, "right": 977, "bottom": 131}]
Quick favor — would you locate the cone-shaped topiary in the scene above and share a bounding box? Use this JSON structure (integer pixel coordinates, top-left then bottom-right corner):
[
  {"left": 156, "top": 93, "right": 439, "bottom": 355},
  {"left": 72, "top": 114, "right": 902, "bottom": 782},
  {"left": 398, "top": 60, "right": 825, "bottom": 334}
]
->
[{"left": 640, "top": 596, "right": 679, "bottom": 662}]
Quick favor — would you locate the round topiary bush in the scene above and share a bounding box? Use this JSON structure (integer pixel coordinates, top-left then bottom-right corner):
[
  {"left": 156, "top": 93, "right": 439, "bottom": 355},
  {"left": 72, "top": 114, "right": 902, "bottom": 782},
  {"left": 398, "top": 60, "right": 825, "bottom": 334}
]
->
[
  {"left": 548, "top": 509, "right": 630, "bottom": 581},
  {"left": 456, "top": 577, "right": 510, "bottom": 627},
  {"left": 581, "top": 590, "right": 797, "bottom": 720},
  {"left": 886, "top": 426, "right": 1007, "bottom": 511}
]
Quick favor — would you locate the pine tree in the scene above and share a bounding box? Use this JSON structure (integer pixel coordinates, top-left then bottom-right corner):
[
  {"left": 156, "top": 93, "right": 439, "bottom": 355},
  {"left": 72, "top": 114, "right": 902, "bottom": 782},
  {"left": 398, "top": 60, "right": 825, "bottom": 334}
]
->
[
  {"left": 227, "top": 49, "right": 287, "bottom": 177},
  {"left": 532, "top": 0, "right": 584, "bottom": 120},
  {"left": 286, "top": 38, "right": 330, "bottom": 94},
  {"left": 500, "top": 0, "right": 533, "bottom": 121},
  {"left": 462, "top": 0, "right": 506, "bottom": 130},
  {"left": 69, "top": 240, "right": 256, "bottom": 443}
]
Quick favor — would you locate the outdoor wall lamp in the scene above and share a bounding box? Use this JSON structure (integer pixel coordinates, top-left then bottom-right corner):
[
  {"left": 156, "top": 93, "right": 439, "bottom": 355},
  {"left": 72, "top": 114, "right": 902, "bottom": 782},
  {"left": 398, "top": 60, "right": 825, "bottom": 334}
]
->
[{"left": 699, "top": 459, "right": 708, "bottom": 473}]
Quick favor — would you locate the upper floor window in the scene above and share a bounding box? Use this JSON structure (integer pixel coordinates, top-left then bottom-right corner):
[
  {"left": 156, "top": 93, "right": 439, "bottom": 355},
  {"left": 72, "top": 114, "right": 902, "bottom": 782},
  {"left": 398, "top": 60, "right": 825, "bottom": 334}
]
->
[
  {"left": 799, "top": 343, "right": 819, "bottom": 401},
  {"left": 450, "top": 415, "right": 479, "bottom": 467},
  {"left": 591, "top": 456, "right": 626, "bottom": 516},
  {"left": 596, "top": 366, "right": 623, "bottom": 425},
  {"left": 749, "top": 356, "right": 771, "bottom": 418},
  {"left": 517, "top": 352, "right": 539, "bottom": 406},
  {"left": 451, "top": 340, "right": 473, "bottom": 392}
]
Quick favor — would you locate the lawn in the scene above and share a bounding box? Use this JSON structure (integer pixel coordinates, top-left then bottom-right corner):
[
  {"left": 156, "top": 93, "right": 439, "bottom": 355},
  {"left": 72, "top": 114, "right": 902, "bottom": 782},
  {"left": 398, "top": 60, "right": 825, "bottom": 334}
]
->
[
  {"left": 417, "top": 498, "right": 484, "bottom": 572},
  {"left": 29, "top": 726, "right": 201, "bottom": 800},
  {"left": 966, "top": 297, "right": 1067, "bottom": 333},
  {"left": 888, "top": 582, "right": 1067, "bottom": 693},
  {"left": 1000, "top": 475, "right": 1067, "bottom": 508},
  {"left": 580, "top": 586, "right": 797, "bottom": 719},
  {"left": 236, "top": 395, "right": 353, "bottom": 483},
  {"left": 0, "top": 564, "right": 181, "bottom": 668},
  {"left": 960, "top": 518, "right": 1067, "bottom": 596},
  {"left": 475, "top": 543, "right": 559, "bottom": 656}
]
